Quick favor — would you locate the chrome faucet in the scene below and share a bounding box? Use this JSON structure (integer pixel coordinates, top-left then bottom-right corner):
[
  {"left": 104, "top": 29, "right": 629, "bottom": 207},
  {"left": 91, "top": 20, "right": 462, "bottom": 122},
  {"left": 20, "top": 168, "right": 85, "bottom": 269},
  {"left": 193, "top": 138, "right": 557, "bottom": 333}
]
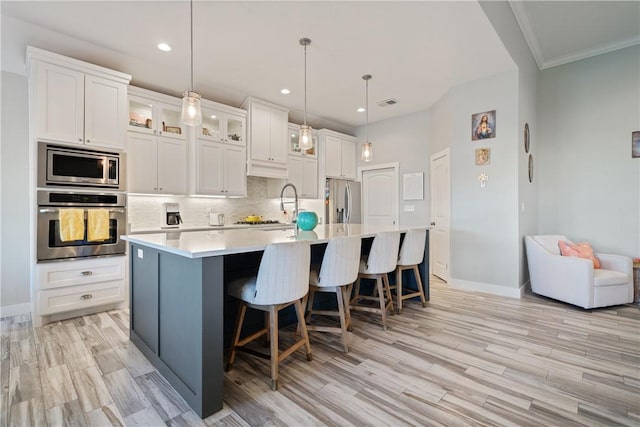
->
[{"left": 279, "top": 183, "right": 299, "bottom": 223}]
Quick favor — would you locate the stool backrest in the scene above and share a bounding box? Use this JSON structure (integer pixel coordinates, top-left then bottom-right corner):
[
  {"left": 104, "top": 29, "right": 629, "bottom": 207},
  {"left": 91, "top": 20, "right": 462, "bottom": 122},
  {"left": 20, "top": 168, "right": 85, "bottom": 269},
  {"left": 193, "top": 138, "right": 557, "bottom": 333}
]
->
[
  {"left": 254, "top": 240, "right": 311, "bottom": 305},
  {"left": 366, "top": 231, "right": 401, "bottom": 274},
  {"left": 317, "top": 235, "right": 361, "bottom": 288},
  {"left": 398, "top": 228, "right": 427, "bottom": 266}
]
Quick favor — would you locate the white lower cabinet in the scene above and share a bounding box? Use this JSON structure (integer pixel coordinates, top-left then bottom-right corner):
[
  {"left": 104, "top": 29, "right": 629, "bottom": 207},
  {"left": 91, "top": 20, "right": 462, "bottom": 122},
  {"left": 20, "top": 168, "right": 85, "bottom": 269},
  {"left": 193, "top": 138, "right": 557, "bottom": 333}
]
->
[
  {"left": 195, "top": 140, "right": 246, "bottom": 196},
  {"left": 35, "top": 256, "right": 126, "bottom": 316},
  {"left": 288, "top": 155, "right": 318, "bottom": 198},
  {"left": 127, "top": 132, "right": 187, "bottom": 194}
]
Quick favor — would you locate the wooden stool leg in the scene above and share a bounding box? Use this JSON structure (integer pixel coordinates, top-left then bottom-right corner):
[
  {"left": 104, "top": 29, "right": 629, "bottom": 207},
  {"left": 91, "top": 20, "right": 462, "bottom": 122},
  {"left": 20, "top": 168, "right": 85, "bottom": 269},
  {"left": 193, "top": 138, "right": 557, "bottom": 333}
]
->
[
  {"left": 351, "top": 278, "right": 362, "bottom": 305},
  {"left": 396, "top": 268, "right": 403, "bottom": 314},
  {"left": 294, "top": 299, "right": 313, "bottom": 361},
  {"left": 383, "top": 273, "right": 394, "bottom": 316},
  {"left": 376, "top": 276, "right": 388, "bottom": 330},
  {"left": 335, "top": 287, "right": 349, "bottom": 352},
  {"left": 264, "top": 311, "right": 270, "bottom": 345},
  {"left": 305, "top": 290, "right": 316, "bottom": 323},
  {"left": 226, "top": 303, "right": 247, "bottom": 371},
  {"left": 344, "top": 284, "right": 354, "bottom": 332},
  {"left": 414, "top": 265, "right": 427, "bottom": 307},
  {"left": 269, "top": 306, "right": 279, "bottom": 391}
]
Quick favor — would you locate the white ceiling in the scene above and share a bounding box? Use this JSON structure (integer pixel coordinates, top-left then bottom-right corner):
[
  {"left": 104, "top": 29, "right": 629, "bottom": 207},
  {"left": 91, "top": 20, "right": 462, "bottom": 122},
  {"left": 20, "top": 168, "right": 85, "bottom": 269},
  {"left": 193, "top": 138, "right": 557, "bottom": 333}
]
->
[
  {"left": 3, "top": 2, "right": 636, "bottom": 131},
  {"left": 1, "top": 1, "right": 516, "bottom": 132},
  {"left": 510, "top": 1, "right": 640, "bottom": 70}
]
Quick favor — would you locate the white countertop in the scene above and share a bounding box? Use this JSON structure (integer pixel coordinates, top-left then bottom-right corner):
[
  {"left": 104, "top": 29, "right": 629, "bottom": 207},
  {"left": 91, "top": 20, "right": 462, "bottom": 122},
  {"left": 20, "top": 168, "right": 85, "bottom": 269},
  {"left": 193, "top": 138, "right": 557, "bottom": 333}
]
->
[
  {"left": 128, "top": 223, "right": 295, "bottom": 235},
  {"left": 122, "top": 224, "right": 427, "bottom": 258}
]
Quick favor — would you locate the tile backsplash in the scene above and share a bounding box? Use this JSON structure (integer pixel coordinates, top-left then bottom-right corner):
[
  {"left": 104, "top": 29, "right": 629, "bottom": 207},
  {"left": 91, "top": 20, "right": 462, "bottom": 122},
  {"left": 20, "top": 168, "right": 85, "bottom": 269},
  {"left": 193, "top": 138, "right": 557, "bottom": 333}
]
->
[{"left": 127, "top": 177, "right": 323, "bottom": 231}]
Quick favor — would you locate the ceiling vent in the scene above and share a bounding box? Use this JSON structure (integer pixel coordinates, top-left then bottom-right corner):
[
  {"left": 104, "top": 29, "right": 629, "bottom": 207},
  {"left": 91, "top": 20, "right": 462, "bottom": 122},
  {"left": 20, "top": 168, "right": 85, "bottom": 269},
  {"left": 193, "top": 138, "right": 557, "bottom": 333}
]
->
[{"left": 377, "top": 98, "right": 398, "bottom": 107}]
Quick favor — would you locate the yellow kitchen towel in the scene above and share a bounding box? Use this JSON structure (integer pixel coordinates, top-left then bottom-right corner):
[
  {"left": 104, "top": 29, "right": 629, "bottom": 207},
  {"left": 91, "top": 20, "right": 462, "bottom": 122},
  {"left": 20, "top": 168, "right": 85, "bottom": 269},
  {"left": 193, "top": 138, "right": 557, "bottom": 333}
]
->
[
  {"left": 87, "top": 209, "right": 110, "bottom": 242},
  {"left": 59, "top": 208, "right": 85, "bottom": 242}
]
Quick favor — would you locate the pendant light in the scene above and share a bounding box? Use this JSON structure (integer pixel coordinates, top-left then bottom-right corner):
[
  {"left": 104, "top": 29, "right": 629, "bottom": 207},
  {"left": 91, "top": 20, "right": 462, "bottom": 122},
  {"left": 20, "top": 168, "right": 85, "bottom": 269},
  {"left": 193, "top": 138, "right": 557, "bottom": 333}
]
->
[
  {"left": 181, "top": 0, "right": 202, "bottom": 126},
  {"left": 299, "top": 38, "right": 313, "bottom": 150},
  {"left": 361, "top": 74, "right": 373, "bottom": 162}
]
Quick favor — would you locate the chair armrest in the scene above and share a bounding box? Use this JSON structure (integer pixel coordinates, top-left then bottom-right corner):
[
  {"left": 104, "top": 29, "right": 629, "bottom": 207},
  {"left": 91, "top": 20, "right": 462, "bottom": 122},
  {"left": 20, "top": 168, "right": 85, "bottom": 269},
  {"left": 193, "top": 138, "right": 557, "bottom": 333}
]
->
[{"left": 597, "top": 253, "right": 632, "bottom": 274}]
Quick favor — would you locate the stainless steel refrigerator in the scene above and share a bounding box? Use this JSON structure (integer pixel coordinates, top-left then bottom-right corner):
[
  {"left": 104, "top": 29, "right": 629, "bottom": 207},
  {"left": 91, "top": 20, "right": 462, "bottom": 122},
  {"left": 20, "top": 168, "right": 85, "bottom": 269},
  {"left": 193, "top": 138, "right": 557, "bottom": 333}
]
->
[{"left": 325, "top": 178, "right": 361, "bottom": 224}]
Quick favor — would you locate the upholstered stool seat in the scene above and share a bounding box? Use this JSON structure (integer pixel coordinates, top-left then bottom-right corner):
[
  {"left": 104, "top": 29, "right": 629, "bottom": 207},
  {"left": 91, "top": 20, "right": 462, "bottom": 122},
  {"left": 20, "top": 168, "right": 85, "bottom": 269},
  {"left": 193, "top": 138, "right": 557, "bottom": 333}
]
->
[
  {"left": 226, "top": 240, "right": 312, "bottom": 390},
  {"left": 350, "top": 231, "right": 401, "bottom": 330},
  {"left": 392, "top": 228, "right": 428, "bottom": 314},
  {"left": 305, "top": 235, "right": 361, "bottom": 352}
]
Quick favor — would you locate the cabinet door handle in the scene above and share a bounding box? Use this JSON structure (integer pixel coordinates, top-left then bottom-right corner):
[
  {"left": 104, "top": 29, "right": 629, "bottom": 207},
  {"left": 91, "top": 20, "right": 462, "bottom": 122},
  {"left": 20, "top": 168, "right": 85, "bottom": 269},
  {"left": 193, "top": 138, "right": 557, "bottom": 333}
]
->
[
  {"left": 159, "top": 187, "right": 163, "bottom": 191},
  {"left": 86, "top": 139, "right": 90, "bottom": 143},
  {"left": 81, "top": 271, "right": 93, "bottom": 276},
  {"left": 153, "top": 187, "right": 157, "bottom": 190},
  {"left": 80, "top": 294, "right": 93, "bottom": 300}
]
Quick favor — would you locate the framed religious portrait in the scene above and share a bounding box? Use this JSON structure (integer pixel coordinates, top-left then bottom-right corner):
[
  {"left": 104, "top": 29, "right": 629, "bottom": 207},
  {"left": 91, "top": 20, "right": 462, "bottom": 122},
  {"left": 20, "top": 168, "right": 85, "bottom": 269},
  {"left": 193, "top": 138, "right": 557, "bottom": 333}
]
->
[
  {"left": 472, "top": 110, "right": 496, "bottom": 141},
  {"left": 475, "top": 148, "right": 490, "bottom": 165}
]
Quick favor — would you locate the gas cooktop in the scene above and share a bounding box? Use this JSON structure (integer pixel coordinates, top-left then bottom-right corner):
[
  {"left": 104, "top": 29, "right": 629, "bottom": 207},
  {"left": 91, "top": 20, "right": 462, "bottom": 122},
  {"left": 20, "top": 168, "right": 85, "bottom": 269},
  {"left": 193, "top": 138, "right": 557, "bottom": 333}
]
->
[{"left": 234, "top": 220, "right": 282, "bottom": 225}]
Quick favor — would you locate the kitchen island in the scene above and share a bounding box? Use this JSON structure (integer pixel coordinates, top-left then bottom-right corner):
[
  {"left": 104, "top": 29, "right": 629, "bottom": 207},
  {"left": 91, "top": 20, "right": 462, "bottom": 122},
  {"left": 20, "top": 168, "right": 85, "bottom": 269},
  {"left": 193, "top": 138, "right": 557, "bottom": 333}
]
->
[{"left": 122, "top": 224, "right": 429, "bottom": 418}]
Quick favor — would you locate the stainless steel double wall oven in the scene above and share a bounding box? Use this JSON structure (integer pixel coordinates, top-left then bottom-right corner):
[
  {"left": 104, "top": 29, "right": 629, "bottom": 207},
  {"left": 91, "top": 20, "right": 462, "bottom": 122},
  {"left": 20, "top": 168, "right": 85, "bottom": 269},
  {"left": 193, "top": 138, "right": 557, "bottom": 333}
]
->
[{"left": 37, "top": 142, "right": 127, "bottom": 262}]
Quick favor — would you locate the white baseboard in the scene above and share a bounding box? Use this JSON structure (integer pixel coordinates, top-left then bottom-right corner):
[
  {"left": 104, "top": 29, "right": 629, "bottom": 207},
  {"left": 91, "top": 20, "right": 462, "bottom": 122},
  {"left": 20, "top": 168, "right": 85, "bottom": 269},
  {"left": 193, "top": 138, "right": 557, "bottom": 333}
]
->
[
  {"left": 448, "top": 278, "right": 525, "bottom": 299},
  {"left": 0, "top": 302, "right": 32, "bottom": 318}
]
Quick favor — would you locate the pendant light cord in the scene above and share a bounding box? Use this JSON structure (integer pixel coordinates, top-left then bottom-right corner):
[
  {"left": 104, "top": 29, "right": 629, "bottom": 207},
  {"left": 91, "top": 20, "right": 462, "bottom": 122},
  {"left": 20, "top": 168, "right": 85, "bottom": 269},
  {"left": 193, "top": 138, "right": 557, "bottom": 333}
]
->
[
  {"left": 303, "top": 43, "right": 308, "bottom": 126},
  {"left": 365, "top": 78, "right": 369, "bottom": 144},
  {"left": 190, "top": 0, "right": 194, "bottom": 92}
]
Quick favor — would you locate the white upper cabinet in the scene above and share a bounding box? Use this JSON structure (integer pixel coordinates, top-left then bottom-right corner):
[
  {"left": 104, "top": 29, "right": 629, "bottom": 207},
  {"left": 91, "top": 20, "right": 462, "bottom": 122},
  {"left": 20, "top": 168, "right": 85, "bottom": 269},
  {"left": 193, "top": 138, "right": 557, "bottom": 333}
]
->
[
  {"left": 287, "top": 156, "right": 318, "bottom": 199},
  {"left": 126, "top": 87, "right": 188, "bottom": 195},
  {"left": 28, "top": 47, "right": 130, "bottom": 150},
  {"left": 195, "top": 140, "right": 247, "bottom": 197},
  {"left": 200, "top": 107, "right": 246, "bottom": 146},
  {"left": 128, "top": 92, "right": 185, "bottom": 141},
  {"left": 241, "top": 97, "right": 289, "bottom": 179},
  {"left": 288, "top": 123, "right": 317, "bottom": 158},
  {"left": 319, "top": 129, "right": 358, "bottom": 181}
]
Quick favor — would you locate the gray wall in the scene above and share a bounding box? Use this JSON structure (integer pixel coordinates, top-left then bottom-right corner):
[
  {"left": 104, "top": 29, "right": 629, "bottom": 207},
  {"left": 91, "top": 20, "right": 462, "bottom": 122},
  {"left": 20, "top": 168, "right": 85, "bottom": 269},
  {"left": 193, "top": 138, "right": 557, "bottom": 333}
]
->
[
  {"left": 355, "top": 110, "right": 431, "bottom": 227},
  {"left": 1, "top": 71, "right": 31, "bottom": 308},
  {"left": 479, "top": 0, "right": 540, "bottom": 286},
  {"left": 538, "top": 46, "right": 640, "bottom": 257},
  {"left": 431, "top": 70, "right": 521, "bottom": 290}
]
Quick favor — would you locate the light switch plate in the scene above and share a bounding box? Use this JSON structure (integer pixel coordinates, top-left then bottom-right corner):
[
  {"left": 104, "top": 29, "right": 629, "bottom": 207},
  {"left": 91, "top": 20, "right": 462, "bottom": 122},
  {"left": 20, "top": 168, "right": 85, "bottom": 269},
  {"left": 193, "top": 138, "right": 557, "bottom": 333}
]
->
[{"left": 137, "top": 248, "right": 143, "bottom": 259}]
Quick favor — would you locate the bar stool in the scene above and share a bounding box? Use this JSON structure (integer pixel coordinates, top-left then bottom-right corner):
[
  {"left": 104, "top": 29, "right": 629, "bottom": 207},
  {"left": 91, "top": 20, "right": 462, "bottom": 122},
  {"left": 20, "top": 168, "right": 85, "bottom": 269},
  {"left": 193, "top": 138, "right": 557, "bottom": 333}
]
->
[
  {"left": 305, "top": 235, "right": 361, "bottom": 352},
  {"left": 350, "top": 231, "right": 401, "bottom": 330},
  {"left": 226, "top": 240, "right": 312, "bottom": 391},
  {"left": 394, "top": 228, "right": 428, "bottom": 314}
]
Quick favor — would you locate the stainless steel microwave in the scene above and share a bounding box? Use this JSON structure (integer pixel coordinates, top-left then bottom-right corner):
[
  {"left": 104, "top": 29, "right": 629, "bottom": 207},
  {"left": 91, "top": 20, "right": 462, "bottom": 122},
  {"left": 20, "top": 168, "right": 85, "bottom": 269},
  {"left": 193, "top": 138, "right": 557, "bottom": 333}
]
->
[{"left": 38, "top": 143, "right": 125, "bottom": 190}]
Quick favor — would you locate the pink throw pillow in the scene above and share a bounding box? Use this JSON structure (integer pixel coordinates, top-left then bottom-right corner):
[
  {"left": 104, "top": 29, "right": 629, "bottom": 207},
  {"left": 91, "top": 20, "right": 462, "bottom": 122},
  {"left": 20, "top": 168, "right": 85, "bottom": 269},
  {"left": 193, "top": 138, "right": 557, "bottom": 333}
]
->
[{"left": 558, "top": 240, "right": 601, "bottom": 269}]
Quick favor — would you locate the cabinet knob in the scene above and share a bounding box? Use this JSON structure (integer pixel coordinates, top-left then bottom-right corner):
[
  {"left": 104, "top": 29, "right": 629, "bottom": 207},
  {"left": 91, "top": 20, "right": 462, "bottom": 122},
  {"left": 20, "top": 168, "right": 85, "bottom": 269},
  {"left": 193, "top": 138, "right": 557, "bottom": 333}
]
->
[
  {"left": 86, "top": 139, "right": 90, "bottom": 143},
  {"left": 80, "top": 294, "right": 93, "bottom": 300},
  {"left": 159, "top": 131, "right": 163, "bottom": 135},
  {"left": 154, "top": 130, "right": 157, "bottom": 134},
  {"left": 159, "top": 188, "right": 163, "bottom": 191},
  {"left": 78, "top": 138, "right": 83, "bottom": 142},
  {"left": 154, "top": 187, "right": 157, "bottom": 190}
]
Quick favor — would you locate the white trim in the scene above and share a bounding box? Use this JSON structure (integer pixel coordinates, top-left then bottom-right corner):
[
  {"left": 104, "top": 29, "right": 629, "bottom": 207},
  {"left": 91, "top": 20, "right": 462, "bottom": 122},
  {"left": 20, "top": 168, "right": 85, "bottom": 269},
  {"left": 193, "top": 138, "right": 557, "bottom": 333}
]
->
[
  {"left": 449, "top": 278, "right": 525, "bottom": 299},
  {"left": 540, "top": 37, "right": 640, "bottom": 70},
  {"left": 429, "top": 148, "right": 450, "bottom": 283},
  {"left": 0, "top": 303, "right": 32, "bottom": 318},
  {"left": 508, "top": 0, "right": 545, "bottom": 70},
  {"left": 357, "top": 162, "right": 400, "bottom": 182},
  {"left": 509, "top": 2, "right": 640, "bottom": 71}
]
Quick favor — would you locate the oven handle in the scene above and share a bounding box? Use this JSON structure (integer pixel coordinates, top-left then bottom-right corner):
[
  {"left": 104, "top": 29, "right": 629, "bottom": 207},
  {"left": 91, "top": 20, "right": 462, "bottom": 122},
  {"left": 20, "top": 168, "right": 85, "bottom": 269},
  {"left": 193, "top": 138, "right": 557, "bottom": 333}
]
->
[{"left": 39, "top": 208, "right": 126, "bottom": 214}]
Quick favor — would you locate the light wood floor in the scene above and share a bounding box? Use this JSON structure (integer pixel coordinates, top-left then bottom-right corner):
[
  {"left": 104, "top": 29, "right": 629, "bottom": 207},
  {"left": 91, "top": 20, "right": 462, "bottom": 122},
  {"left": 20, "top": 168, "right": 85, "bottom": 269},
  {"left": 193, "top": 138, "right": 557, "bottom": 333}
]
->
[{"left": 2, "top": 278, "right": 639, "bottom": 426}]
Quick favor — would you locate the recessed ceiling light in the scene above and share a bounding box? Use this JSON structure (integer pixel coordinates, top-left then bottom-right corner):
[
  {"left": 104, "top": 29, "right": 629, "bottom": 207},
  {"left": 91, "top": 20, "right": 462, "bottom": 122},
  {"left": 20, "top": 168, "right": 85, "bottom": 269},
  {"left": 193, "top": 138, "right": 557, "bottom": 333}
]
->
[
  {"left": 210, "top": 115, "right": 217, "bottom": 119},
  {"left": 157, "top": 43, "right": 171, "bottom": 52},
  {"left": 280, "top": 88, "right": 290, "bottom": 95},
  {"left": 357, "top": 107, "right": 366, "bottom": 113}
]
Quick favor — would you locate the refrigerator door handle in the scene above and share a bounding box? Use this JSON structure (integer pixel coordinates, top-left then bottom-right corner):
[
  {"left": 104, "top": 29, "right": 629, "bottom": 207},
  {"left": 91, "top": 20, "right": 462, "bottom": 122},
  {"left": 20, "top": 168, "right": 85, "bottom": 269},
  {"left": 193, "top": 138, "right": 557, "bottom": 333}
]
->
[{"left": 345, "top": 182, "right": 352, "bottom": 223}]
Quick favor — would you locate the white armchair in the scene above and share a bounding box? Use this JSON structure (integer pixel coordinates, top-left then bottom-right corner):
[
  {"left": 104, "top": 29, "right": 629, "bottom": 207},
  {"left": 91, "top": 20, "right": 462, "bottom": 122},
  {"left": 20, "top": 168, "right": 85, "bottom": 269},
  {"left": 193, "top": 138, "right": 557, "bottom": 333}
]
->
[{"left": 525, "top": 235, "right": 633, "bottom": 309}]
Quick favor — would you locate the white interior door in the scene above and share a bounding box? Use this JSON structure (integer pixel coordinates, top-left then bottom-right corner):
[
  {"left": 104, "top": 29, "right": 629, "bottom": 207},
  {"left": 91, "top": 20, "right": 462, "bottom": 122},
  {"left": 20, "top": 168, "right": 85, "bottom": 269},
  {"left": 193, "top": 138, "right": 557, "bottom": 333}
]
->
[
  {"left": 362, "top": 166, "right": 398, "bottom": 226},
  {"left": 430, "top": 148, "right": 450, "bottom": 281}
]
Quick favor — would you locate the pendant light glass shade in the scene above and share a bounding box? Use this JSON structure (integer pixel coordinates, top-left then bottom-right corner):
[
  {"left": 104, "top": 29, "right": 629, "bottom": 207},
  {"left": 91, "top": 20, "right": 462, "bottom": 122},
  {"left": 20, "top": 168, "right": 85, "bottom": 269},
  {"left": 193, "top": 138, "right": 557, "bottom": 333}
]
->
[
  {"left": 299, "top": 125, "right": 313, "bottom": 150},
  {"left": 361, "top": 142, "right": 373, "bottom": 161},
  {"left": 298, "top": 38, "right": 313, "bottom": 150},
  {"left": 361, "top": 74, "right": 373, "bottom": 162},
  {"left": 181, "top": 91, "right": 202, "bottom": 126},
  {"left": 181, "top": 0, "right": 202, "bottom": 127}
]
